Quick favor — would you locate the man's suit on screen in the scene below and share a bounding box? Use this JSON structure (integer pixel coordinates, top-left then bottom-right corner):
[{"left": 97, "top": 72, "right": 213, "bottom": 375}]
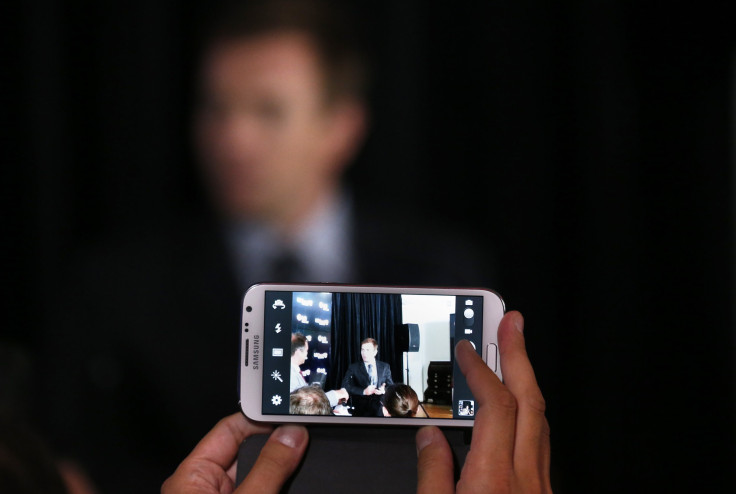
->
[{"left": 342, "top": 360, "right": 393, "bottom": 397}]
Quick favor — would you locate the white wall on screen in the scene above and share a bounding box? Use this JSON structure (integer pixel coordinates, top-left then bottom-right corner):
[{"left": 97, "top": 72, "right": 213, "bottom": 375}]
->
[{"left": 401, "top": 295, "right": 455, "bottom": 401}]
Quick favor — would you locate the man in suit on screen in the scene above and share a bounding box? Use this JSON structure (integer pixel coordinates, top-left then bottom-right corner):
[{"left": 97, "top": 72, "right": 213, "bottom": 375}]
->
[{"left": 342, "top": 338, "right": 393, "bottom": 397}]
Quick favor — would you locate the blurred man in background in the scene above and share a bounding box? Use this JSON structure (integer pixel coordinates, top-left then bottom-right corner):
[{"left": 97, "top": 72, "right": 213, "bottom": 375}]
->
[
  {"left": 194, "top": 0, "right": 486, "bottom": 289},
  {"left": 196, "top": 0, "right": 367, "bottom": 288},
  {"left": 37, "top": 1, "right": 488, "bottom": 492}
]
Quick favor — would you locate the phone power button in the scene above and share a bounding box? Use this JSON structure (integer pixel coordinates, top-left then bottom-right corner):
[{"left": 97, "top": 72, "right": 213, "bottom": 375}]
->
[{"left": 486, "top": 343, "right": 498, "bottom": 372}]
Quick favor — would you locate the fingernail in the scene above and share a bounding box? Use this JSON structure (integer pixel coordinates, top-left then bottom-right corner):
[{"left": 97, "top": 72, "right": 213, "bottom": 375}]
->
[
  {"left": 512, "top": 312, "right": 524, "bottom": 334},
  {"left": 454, "top": 339, "right": 472, "bottom": 357},
  {"left": 272, "top": 425, "right": 307, "bottom": 449},
  {"left": 416, "top": 427, "right": 437, "bottom": 455}
]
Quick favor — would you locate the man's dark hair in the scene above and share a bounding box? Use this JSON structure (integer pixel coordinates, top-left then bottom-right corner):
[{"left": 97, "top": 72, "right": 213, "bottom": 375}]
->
[
  {"left": 291, "top": 332, "right": 307, "bottom": 356},
  {"left": 361, "top": 337, "right": 378, "bottom": 350},
  {"left": 202, "top": 0, "right": 369, "bottom": 103},
  {"left": 289, "top": 384, "right": 333, "bottom": 415}
]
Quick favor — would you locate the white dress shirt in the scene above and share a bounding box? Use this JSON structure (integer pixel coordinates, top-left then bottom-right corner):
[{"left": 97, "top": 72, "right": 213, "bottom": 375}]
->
[{"left": 291, "top": 362, "right": 340, "bottom": 408}]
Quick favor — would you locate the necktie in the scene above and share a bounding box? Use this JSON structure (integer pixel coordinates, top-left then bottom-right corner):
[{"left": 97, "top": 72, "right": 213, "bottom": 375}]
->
[
  {"left": 368, "top": 364, "right": 375, "bottom": 386},
  {"left": 269, "top": 251, "right": 305, "bottom": 282}
]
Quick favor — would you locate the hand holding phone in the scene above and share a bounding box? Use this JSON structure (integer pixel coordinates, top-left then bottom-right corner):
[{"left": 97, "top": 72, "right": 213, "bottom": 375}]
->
[
  {"left": 164, "top": 310, "right": 551, "bottom": 493},
  {"left": 162, "top": 415, "right": 307, "bottom": 494},
  {"left": 416, "top": 311, "right": 552, "bottom": 493}
]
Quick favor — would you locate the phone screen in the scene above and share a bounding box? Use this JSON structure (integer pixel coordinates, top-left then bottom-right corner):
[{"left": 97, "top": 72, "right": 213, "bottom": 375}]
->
[{"left": 259, "top": 290, "right": 487, "bottom": 421}]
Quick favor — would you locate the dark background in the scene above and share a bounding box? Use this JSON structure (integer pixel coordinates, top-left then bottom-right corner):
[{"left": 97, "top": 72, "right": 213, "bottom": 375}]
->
[{"left": 4, "top": 1, "right": 734, "bottom": 492}]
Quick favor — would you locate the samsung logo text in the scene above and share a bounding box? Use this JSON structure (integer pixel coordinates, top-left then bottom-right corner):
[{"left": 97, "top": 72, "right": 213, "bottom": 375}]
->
[{"left": 252, "top": 335, "right": 260, "bottom": 370}]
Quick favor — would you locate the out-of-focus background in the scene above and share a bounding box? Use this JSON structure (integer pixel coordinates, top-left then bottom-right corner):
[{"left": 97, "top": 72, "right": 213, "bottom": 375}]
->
[{"left": 3, "top": 1, "right": 734, "bottom": 492}]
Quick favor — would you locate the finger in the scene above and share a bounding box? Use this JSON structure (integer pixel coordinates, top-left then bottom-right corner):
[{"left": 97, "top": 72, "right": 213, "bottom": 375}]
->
[
  {"left": 188, "top": 413, "right": 273, "bottom": 470},
  {"left": 497, "top": 311, "right": 551, "bottom": 489},
  {"left": 162, "top": 413, "right": 273, "bottom": 493},
  {"left": 455, "top": 339, "right": 517, "bottom": 483},
  {"left": 532, "top": 403, "right": 552, "bottom": 492},
  {"left": 235, "top": 425, "right": 309, "bottom": 494},
  {"left": 416, "top": 426, "right": 455, "bottom": 494}
]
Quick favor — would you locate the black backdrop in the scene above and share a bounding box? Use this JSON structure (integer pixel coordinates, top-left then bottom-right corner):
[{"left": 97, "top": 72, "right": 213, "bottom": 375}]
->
[
  {"left": 4, "top": 1, "right": 735, "bottom": 492},
  {"left": 329, "top": 293, "right": 404, "bottom": 393}
]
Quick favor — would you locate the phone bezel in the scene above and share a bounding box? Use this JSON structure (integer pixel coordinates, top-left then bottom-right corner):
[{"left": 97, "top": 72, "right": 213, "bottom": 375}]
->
[{"left": 239, "top": 283, "right": 505, "bottom": 427}]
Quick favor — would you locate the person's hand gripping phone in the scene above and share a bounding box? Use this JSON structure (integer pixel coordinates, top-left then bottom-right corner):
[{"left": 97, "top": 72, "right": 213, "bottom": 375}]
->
[{"left": 162, "top": 311, "right": 552, "bottom": 494}]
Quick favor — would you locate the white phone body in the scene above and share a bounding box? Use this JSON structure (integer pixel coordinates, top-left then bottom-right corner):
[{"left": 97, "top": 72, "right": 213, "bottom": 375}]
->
[{"left": 239, "top": 283, "right": 505, "bottom": 427}]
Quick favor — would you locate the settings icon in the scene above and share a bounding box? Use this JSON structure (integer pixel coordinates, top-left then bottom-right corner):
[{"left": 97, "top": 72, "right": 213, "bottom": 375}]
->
[{"left": 271, "top": 395, "right": 282, "bottom": 406}]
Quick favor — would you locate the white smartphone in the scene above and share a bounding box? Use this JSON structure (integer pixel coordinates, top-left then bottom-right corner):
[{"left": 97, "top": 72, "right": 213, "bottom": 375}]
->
[{"left": 239, "top": 283, "right": 504, "bottom": 427}]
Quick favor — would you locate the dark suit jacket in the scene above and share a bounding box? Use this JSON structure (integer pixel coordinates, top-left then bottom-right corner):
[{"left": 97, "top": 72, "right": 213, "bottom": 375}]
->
[
  {"left": 341, "top": 360, "right": 393, "bottom": 396},
  {"left": 35, "top": 210, "right": 492, "bottom": 493}
]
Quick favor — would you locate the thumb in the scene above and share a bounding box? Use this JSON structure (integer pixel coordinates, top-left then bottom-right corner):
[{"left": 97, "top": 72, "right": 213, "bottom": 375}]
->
[
  {"left": 416, "top": 426, "right": 455, "bottom": 494},
  {"left": 235, "top": 425, "right": 309, "bottom": 494}
]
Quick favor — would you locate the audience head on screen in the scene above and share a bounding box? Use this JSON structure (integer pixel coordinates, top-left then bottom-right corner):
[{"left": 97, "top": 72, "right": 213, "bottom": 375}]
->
[
  {"left": 382, "top": 384, "right": 419, "bottom": 418},
  {"left": 289, "top": 384, "right": 333, "bottom": 415},
  {"left": 194, "top": 0, "right": 368, "bottom": 232},
  {"left": 360, "top": 337, "right": 378, "bottom": 364}
]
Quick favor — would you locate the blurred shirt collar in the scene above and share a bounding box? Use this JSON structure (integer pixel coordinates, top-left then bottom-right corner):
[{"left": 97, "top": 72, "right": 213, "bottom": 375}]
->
[{"left": 226, "top": 191, "right": 354, "bottom": 290}]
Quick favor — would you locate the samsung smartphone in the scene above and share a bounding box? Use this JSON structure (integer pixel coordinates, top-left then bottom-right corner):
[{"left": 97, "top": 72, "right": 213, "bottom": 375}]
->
[{"left": 239, "top": 283, "right": 504, "bottom": 427}]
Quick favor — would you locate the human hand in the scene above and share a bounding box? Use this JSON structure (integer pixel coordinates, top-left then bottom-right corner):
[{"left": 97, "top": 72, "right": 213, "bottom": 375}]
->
[
  {"left": 335, "top": 388, "right": 350, "bottom": 402},
  {"left": 363, "top": 384, "right": 377, "bottom": 395},
  {"left": 162, "top": 413, "right": 308, "bottom": 494},
  {"left": 416, "top": 311, "right": 552, "bottom": 493}
]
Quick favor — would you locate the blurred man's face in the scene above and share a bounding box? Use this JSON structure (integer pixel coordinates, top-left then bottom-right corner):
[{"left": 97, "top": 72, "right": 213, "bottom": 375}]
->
[
  {"left": 360, "top": 342, "right": 377, "bottom": 364},
  {"left": 196, "top": 32, "right": 352, "bottom": 227}
]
